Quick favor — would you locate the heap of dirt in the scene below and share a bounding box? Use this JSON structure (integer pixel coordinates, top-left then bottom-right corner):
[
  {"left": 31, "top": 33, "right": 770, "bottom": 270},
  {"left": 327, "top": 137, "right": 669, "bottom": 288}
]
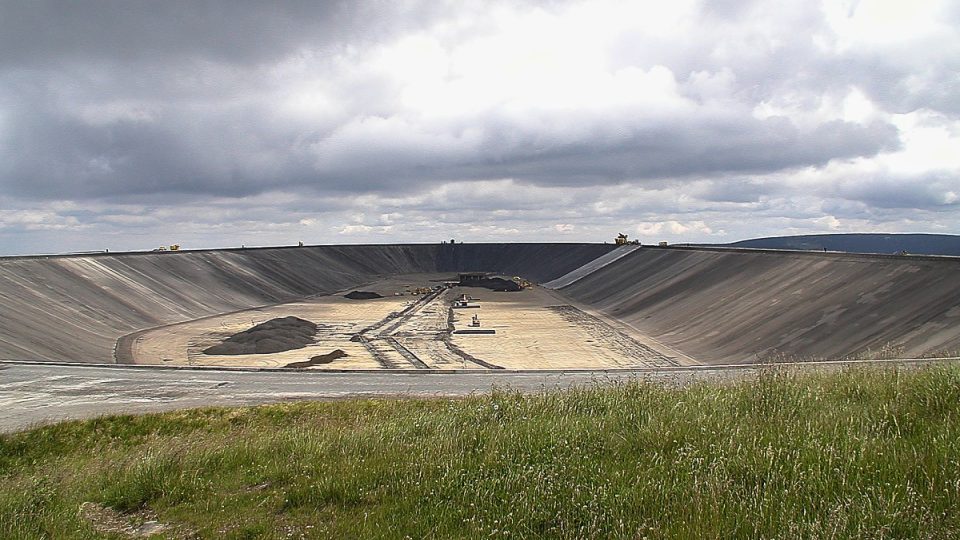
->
[
  {"left": 285, "top": 349, "right": 348, "bottom": 368},
  {"left": 461, "top": 277, "right": 522, "bottom": 292},
  {"left": 203, "top": 316, "right": 317, "bottom": 355},
  {"left": 344, "top": 291, "right": 383, "bottom": 300}
]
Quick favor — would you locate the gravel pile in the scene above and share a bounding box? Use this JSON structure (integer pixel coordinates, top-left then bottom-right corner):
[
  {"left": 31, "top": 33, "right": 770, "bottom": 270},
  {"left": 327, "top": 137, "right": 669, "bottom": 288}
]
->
[{"left": 203, "top": 316, "right": 317, "bottom": 355}]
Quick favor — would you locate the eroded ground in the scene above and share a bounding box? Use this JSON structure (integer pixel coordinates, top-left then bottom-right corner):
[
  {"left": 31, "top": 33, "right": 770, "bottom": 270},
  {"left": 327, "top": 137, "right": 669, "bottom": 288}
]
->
[{"left": 123, "top": 274, "right": 693, "bottom": 369}]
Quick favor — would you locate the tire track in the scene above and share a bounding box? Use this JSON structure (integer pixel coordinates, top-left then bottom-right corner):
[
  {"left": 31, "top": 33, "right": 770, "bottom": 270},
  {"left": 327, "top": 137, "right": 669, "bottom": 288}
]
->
[{"left": 546, "top": 305, "right": 679, "bottom": 368}]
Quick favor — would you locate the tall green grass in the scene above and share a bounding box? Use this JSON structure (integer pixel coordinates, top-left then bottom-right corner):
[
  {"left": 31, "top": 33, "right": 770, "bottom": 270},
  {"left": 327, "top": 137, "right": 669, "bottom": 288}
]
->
[{"left": 2, "top": 366, "right": 960, "bottom": 538}]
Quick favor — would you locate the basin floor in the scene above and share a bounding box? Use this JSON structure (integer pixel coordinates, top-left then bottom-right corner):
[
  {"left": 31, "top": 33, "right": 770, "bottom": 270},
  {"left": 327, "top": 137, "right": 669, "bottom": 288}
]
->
[{"left": 124, "top": 274, "right": 693, "bottom": 370}]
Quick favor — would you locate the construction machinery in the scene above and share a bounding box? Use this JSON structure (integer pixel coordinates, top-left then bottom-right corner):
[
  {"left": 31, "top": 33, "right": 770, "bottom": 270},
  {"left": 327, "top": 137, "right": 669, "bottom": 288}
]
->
[
  {"left": 615, "top": 234, "right": 641, "bottom": 246},
  {"left": 512, "top": 276, "right": 532, "bottom": 289}
]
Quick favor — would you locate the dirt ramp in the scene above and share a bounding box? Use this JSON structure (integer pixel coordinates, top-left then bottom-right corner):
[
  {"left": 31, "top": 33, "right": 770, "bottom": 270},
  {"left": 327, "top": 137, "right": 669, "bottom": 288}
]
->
[{"left": 560, "top": 248, "right": 960, "bottom": 363}]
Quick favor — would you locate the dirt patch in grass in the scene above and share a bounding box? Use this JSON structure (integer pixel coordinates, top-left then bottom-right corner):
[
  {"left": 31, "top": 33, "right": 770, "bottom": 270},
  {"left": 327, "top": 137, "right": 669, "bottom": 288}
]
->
[
  {"left": 79, "top": 502, "right": 179, "bottom": 538},
  {"left": 203, "top": 316, "right": 317, "bottom": 355}
]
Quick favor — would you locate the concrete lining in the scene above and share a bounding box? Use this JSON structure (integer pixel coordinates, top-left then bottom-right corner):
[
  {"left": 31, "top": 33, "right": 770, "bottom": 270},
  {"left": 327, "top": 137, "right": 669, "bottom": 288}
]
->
[
  {"left": 560, "top": 247, "right": 960, "bottom": 363},
  {"left": 4, "top": 242, "right": 960, "bottom": 367},
  {"left": 0, "top": 244, "right": 613, "bottom": 363},
  {"left": 543, "top": 244, "right": 642, "bottom": 289}
]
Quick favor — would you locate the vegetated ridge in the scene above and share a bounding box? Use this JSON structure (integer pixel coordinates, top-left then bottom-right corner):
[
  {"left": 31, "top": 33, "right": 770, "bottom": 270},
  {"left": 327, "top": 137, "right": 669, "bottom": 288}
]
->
[{"left": 715, "top": 233, "right": 960, "bottom": 256}]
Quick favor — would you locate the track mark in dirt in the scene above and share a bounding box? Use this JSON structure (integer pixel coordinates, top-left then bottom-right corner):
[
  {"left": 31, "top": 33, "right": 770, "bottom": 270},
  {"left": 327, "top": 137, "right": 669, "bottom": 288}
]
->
[
  {"left": 443, "top": 306, "right": 503, "bottom": 369},
  {"left": 351, "top": 289, "right": 448, "bottom": 369},
  {"left": 546, "top": 305, "right": 679, "bottom": 368}
]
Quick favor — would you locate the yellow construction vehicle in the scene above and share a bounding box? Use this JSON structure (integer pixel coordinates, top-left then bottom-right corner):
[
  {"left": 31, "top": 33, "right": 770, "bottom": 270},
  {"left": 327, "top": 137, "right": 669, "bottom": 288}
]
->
[
  {"left": 169, "top": 244, "right": 180, "bottom": 251},
  {"left": 615, "top": 233, "right": 629, "bottom": 245},
  {"left": 512, "top": 276, "right": 532, "bottom": 289}
]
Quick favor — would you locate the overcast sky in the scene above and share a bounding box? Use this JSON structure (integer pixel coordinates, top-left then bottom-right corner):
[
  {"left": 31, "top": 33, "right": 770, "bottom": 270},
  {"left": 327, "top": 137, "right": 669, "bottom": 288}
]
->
[{"left": 0, "top": 0, "right": 958, "bottom": 255}]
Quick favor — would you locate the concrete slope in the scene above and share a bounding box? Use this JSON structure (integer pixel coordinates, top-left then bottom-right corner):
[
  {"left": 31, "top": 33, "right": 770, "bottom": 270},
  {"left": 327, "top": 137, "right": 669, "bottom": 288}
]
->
[
  {"left": 0, "top": 243, "right": 611, "bottom": 363},
  {"left": 432, "top": 243, "right": 615, "bottom": 283},
  {"left": 559, "top": 247, "right": 960, "bottom": 363},
  {"left": 542, "top": 245, "right": 642, "bottom": 289}
]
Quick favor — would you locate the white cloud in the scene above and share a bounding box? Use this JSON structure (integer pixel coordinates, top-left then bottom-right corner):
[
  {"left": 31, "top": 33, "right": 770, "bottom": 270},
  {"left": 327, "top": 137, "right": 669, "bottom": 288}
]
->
[
  {"left": 822, "top": 0, "right": 948, "bottom": 51},
  {"left": 0, "top": 0, "right": 958, "bottom": 254}
]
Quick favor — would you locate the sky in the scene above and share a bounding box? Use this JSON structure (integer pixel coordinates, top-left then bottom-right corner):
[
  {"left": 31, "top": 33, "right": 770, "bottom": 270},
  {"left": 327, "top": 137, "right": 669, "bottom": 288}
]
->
[{"left": 0, "top": 0, "right": 958, "bottom": 255}]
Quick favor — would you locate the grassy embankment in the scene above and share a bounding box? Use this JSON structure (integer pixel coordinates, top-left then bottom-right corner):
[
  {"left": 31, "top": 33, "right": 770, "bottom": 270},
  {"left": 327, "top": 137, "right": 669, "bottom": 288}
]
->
[{"left": 2, "top": 366, "right": 960, "bottom": 538}]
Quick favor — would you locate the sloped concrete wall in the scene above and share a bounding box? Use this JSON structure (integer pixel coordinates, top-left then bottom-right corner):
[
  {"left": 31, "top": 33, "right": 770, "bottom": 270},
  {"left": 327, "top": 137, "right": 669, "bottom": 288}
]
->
[
  {"left": 560, "top": 247, "right": 960, "bottom": 363},
  {"left": 0, "top": 243, "right": 613, "bottom": 362}
]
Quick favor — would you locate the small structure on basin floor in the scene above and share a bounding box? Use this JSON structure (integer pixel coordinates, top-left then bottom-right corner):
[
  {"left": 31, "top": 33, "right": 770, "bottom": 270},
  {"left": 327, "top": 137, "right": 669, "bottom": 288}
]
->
[
  {"left": 452, "top": 294, "right": 480, "bottom": 309},
  {"left": 458, "top": 272, "right": 489, "bottom": 284},
  {"left": 453, "top": 312, "right": 496, "bottom": 335}
]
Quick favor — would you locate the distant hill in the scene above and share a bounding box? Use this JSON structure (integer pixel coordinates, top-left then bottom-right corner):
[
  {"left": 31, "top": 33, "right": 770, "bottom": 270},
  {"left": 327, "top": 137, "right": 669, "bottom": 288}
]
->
[{"left": 712, "top": 233, "right": 960, "bottom": 256}]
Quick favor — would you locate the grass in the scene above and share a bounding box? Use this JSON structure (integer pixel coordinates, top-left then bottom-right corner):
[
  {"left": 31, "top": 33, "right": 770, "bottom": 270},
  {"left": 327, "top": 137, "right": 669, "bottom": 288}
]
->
[{"left": 2, "top": 365, "right": 960, "bottom": 539}]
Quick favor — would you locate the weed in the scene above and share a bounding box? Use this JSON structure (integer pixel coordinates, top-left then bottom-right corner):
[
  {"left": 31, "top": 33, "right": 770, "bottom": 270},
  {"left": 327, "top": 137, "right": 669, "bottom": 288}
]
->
[{"left": 2, "top": 366, "right": 960, "bottom": 538}]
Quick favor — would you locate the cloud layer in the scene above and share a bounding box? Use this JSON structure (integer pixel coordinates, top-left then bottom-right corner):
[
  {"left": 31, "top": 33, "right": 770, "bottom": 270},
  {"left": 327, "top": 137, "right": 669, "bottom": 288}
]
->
[{"left": 1, "top": 0, "right": 958, "bottom": 254}]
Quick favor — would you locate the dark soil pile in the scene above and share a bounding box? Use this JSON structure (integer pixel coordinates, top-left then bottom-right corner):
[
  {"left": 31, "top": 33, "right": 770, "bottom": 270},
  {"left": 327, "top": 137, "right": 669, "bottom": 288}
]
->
[
  {"left": 344, "top": 291, "right": 383, "bottom": 300},
  {"left": 284, "top": 349, "right": 348, "bottom": 368},
  {"left": 461, "top": 277, "right": 521, "bottom": 292},
  {"left": 203, "top": 316, "right": 317, "bottom": 355}
]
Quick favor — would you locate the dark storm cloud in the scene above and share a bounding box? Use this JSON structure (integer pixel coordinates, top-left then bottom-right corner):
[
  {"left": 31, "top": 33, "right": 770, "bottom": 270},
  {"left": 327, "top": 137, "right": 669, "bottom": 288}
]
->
[
  {"left": 832, "top": 172, "right": 960, "bottom": 211},
  {"left": 0, "top": 1, "right": 420, "bottom": 67},
  {"left": 0, "top": 0, "right": 955, "bottom": 218},
  {"left": 461, "top": 117, "right": 899, "bottom": 186},
  {"left": 0, "top": 77, "right": 900, "bottom": 200}
]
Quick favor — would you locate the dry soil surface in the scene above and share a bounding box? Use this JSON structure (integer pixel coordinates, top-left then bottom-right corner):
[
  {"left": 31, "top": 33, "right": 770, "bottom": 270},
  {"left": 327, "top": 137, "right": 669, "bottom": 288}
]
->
[{"left": 123, "top": 276, "right": 691, "bottom": 370}]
